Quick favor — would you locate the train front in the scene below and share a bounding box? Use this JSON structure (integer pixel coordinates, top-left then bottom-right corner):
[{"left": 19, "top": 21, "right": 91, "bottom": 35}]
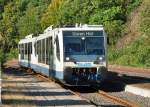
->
[{"left": 63, "top": 28, "right": 107, "bottom": 86}]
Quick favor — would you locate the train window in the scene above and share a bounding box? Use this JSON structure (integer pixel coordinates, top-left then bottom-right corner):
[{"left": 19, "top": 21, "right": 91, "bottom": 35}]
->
[
  {"left": 37, "top": 38, "right": 53, "bottom": 64},
  {"left": 28, "top": 42, "right": 32, "bottom": 61},
  {"left": 56, "top": 36, "right": 60, "bottom": 61},
  {"left": 37, "top": 41, "right": 40, "bottom": 62},
  {"left": 46, "top": 37, "right": 53, "bottom": 65},
  {"left": 39, "top": 40, "right": 42, "bottom": 63},
  {"left": 46, "top": 38, "right": 49, "bottom": 64},
  {"left": 86, "top": 37, "right": 104, "bottom": 55},
  {"left": 28, "top": 43, "right": 31, "bottom": 61},
  {"left": 20, "top": 44, "right": 24, "bottom": 60},
  {"left": 22, "top": 44, "right": 24, "bottom": 59},
  {"left": 49, "top": 37, "right": 53, "bottom": 64},
  {"left": 25, "top": 43, "right": 27, "bottom": 54},
  {"left": 24, "top": 43, "right": 28, "bottom": 60},
  {"left": 28, "top": 43, "right": 30, "bottom": 54},
  {"left": 42, "top": 39, "right": 45, "bottom": 64},
  {"left": 36, "top": 41, "right": 39, "bottom": 55},
  {"left": 41, "top": 40, "right": 43, "bottom": 63},
  {"left": 44, "top": 39, "right": 46, "bottom": 64}
]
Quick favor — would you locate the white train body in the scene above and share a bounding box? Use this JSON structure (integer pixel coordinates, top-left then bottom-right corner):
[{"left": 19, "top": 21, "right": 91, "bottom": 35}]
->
[{"left": 18, "top": 25, "right": 108, "bottom": 86}]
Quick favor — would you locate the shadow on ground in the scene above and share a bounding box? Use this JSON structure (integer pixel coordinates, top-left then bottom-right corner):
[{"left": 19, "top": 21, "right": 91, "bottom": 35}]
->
[
  {"left": 70, "top": 71, "right": 150, "bottom": 93},
  {"left": 99, "top": 71, "right": 150, "bottom": 92},
  {"left": 2, "top": 67, "right": 92, "bottom": 106}
]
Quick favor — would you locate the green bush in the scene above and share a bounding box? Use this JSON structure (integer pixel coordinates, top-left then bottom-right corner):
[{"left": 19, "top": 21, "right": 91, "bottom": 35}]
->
[
  {"left": 108, "top": 36, "right": 150, "bottom": 68},
  {"left": 127, "top": 0, "right": 142, "bottom": 14},
  {"left": 140, "top": 0, "right": 150, "bottom": 37},
  {"left": 0, "top": 49, "right": 4, "bottom": 63},
  {"left": 6, "top": 48, "right": 18, "bottom": 60}
]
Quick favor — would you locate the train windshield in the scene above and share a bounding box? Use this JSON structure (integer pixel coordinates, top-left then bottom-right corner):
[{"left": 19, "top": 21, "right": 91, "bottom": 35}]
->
[
  {"left": 64, "top": 37, "right": 104, "bottom": 55},
  {"left": 63, "top": 30, "right": 105, "bottom": 62}
]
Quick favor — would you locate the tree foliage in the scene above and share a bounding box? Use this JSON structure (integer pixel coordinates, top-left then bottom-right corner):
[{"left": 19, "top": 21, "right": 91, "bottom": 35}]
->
[
  {"left": 41, "top": 0, "right": 64, "bottom": 28},
  {"left": 1, "top": 0, "right": 148, "bottom": 68},
  {"left": 40, "top": 0, "right": 140, "bottom": 45},
  {"left": 140, "top": 0, "right": 150, "bottom": 37},
  {"left": 0, "top": 0, "right": 141, "bottom": 48}
]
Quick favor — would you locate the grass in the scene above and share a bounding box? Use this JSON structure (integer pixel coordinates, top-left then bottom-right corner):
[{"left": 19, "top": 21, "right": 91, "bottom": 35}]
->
[{"left": 108, "top": 36, "right": 150, "bottom": 68}]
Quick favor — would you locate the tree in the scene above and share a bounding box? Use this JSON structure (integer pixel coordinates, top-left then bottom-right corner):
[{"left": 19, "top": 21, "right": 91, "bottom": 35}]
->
[
  {"left": 0, "top": 1, "right": 20, "bottom": 49},
  {"left": 41, "top": 0, "right": 64, "bottom": 29},
  {"left": 17, "top": 4, "right": 42, "bottom": 38}
]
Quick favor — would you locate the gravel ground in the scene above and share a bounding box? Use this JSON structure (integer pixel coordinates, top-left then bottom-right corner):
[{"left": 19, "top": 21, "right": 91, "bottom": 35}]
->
[
  {"left": 79, "top": 90, "right": 150, "bottom": 107},
  {"left": 109, "top": 91, "right": 150, "bottom": 107},
  {"left": 80, "top": 92, "right": 125, "bottom": 107},
  {"left": 77, "top": 76, "right": 150, "bottom": 107}
]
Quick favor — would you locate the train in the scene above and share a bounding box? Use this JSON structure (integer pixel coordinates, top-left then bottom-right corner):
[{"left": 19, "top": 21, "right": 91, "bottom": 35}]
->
[{"left": 18, "top": 24, "right": 108, "bottom": 86}]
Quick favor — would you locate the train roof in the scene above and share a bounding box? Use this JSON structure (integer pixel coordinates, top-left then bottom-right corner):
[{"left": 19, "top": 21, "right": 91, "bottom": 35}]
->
[
  {"left": 18, "top": 34, "right": 36, "bottom": 44},
  {"left": 59, "top": 27, "right": 104, "bottom": 31},
  {"left": 18, "top": 24, "right": 105, "bottom": 44},
  {"left": 58, "top": 24, "right": 104, "bottom": 31}
]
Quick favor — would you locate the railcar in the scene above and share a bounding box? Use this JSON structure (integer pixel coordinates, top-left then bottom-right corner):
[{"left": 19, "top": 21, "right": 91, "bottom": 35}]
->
[{"left": 18, "top": 24, "right": 108, "bottom": 86}]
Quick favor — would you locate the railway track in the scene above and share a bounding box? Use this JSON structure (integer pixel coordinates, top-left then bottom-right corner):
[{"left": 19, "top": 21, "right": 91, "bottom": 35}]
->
[
  {"left": 71, "top": 87, "right": 139, "bottom": 107},
  {"left": 19, "top": 67, "right": 140, "bottom": 107},
  {"left": 97, "top": 90, "right": 139, "bottom": 107}
]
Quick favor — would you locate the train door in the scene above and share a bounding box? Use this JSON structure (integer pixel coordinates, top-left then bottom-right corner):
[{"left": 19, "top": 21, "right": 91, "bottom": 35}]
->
[{"left": 53, "top": 33, "right": 63, "bottom": 80}]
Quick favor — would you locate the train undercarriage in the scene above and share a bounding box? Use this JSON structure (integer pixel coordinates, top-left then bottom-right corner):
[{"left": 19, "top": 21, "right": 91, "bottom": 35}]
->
[{"left": 64, "top": 67, "right": 107, "bottom": 86}]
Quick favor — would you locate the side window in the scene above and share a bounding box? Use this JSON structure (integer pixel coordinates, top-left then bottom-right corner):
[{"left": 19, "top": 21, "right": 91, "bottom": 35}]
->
[
  {"left": 22, "top": 44, "right": 24, "bottom": 59},
  {"left": 35, "top": 41, "right": 39, "bottom": 56},
  {"left": 49, "top": 37, "right": 53, "bottom": 64},
  {"left": 28, "top": 43, "right": 30, "bottom": 60},
  {"left": 46, "top": 37, "right": 53, "bottom": 65},
  {"left": 39, "top": 40, "right": 42, "bottom": 63},
  {"left": 42, "top": 39, "right": 45, "bottom": 64},
  {"left": 37, "top": 41, "right": 41, "bottom": 62},
  {"left": 25, "top": 43, "right": 28, "bottom": 60},
  {"left": 49, "top": 37, "right": 53, "bottom": 60},
  {"left": 28, "top": 42, "right": 32, "bottom": 61},
  {"left": 56, "top": 36, "right": 60, "bottom": 61},
  {"left": 20, "top": 44, "right": 24, "bottom": 60},
  {"left": 46, "top": 38, "right": 48, "bottom": 64}
]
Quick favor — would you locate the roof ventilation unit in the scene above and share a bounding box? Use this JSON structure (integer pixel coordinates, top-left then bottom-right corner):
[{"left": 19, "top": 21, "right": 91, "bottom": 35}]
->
[
  {"left": 25, "top": 34, "right": 33, "bottom": 39},
  {"left": 82, "top": 24, "right": 103, "bottom": 28},
  {"left": 44, "top": 25, "right": 53, "bottom": 33}
]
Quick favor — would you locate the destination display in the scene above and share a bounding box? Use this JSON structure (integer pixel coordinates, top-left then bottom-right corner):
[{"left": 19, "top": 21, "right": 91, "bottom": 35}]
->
[{"left": 63, "top": 31, "right": 103, "bottom": 37}]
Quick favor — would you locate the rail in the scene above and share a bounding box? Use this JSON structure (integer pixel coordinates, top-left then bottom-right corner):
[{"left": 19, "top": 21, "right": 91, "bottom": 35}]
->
[{"left": 97, "top": 89, "right": 139, "bottom": 107}]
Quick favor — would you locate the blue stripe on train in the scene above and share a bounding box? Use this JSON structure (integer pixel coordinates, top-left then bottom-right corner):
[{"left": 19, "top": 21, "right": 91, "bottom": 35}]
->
[{"left": 20, "top": 61, "right": 63, "bottom": 80}]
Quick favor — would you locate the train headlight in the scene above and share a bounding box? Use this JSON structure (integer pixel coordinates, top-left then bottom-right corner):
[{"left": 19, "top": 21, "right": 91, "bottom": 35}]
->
[
  {"left": 99, "top": 56, "right": 103, "bottom": 61},
  {"left": 94, "top": 56, "right": 105, "bottom": 64},
  {"left": 65, "top": 57, "right": 76, "bottom": 63},
  {"left": 66, "top": 57, "right": 70, "bottom": 61}
]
